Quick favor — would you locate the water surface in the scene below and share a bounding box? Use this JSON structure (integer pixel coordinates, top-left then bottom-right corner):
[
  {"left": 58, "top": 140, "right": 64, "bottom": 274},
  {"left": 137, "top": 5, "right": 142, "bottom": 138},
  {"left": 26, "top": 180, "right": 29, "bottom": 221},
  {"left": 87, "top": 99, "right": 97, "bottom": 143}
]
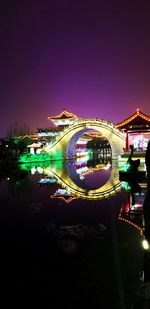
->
[{"left": 0, "top": 157, "right": 146, "bottom": 308}]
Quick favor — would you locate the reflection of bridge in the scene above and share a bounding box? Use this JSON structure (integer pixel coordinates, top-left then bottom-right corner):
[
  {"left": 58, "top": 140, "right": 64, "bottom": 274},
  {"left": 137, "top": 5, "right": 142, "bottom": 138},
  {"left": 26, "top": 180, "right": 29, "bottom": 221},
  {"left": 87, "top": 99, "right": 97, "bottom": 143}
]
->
[
  {"left": 44, "top": 118, "right": 126, "bottom": 160},
  {"left": 43, "top": 162, "right": 122, "bottom": 200}
]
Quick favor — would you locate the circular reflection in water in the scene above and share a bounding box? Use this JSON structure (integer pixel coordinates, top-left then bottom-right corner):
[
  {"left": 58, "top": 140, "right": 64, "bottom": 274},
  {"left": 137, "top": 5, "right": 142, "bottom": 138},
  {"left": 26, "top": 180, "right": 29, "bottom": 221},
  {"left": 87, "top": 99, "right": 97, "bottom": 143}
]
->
[
  {"left": 83, "top": 167, "right": 112, "bottom": 189},
  {"left": 68, "top": 157, "right": 112, "bottom": 190}
]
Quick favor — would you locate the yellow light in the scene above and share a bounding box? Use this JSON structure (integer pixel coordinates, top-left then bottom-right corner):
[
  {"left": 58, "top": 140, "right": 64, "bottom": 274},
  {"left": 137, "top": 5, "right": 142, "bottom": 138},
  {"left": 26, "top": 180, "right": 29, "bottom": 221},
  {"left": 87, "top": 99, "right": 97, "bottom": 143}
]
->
[
  {"left": 48, "top": 109, "right": 78, "bottom": 120},
  {"left": 142, "top": 239, "right": 150, "bottom": 250}
]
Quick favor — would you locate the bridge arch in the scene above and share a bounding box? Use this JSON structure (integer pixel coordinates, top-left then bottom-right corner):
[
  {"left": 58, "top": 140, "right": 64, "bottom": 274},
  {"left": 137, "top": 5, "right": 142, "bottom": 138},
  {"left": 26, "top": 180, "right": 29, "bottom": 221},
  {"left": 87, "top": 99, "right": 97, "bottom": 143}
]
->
[
  {"left": 44, "top": 161, "right": 122, "bottom": 200},
  {"left": 44, "top": 119, "right": 126, "bottom": 160}
]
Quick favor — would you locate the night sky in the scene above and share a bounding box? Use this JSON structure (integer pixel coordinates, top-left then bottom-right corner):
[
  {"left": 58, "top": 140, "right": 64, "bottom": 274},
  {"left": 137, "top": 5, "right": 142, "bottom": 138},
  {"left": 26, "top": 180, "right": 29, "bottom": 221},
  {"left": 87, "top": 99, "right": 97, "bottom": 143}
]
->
[{"left": 1, "top": 0, "right": 150, "bottom": 137}]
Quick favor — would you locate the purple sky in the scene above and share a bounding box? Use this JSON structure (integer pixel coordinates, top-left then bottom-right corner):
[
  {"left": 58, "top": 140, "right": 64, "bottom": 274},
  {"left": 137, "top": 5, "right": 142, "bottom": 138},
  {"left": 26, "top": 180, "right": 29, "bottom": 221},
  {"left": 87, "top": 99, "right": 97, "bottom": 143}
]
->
[{"left": 1, "top": 0, "right": 150, "bottom": 137}]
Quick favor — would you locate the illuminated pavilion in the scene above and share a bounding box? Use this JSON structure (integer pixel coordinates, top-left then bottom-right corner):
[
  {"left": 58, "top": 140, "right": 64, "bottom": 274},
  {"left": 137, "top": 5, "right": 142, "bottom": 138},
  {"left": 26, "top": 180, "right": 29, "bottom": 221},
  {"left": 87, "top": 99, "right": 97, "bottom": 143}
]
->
[
  {"left": 37, "top": 109, "right": 100, "bottom": 155},
  {"left": 37, "top": 109, "right": 109, "bottom": 141},
  {"left": 36, "top": 108, "right": 150, "bottom": 156},
  {"left": 48, "top": 109, "right": 78, "bottom": 127},
  {"left": 116, "top": 108, "right": 150, "bottom": 151},
  {"left": 37, "top": 109, "right": 78, "bottom": 137}
]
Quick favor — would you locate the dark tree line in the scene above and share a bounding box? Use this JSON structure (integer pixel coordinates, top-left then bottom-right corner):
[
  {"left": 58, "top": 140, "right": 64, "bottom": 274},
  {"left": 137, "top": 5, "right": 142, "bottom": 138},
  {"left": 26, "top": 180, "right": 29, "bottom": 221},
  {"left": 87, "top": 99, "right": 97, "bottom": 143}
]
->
[{"left": 6, "top": 122, "right": 31, "bottom": 138}]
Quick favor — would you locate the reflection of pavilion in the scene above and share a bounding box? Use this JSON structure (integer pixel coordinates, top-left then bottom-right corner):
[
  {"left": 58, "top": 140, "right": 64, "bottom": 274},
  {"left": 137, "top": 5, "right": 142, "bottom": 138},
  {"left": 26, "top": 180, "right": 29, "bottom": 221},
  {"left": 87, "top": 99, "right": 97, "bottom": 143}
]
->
[
  {"left": 118, "top": 211, "right": 144, "bottom": 234},
  {"left": 51, "top": 188, "right": 78, "bottom": 204},
  {"left": 118, "top": 202, "right": 144, "bottom": 235},
  {"left": 124, "top": 177, "right": 150, "bottom": 307},
  {"left": 38, "top": 177, "right": 57, "bottom": 185},
  {"left": 118, "top": 182, "right": 147, "bottom": 234}
]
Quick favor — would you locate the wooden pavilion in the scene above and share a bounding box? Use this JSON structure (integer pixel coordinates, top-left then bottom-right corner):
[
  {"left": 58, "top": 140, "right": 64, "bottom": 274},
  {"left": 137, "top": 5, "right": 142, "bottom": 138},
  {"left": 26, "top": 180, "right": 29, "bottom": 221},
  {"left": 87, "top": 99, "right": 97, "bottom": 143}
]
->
[{"left": 116, "top": 109, "right": 150, "bottom": 151}]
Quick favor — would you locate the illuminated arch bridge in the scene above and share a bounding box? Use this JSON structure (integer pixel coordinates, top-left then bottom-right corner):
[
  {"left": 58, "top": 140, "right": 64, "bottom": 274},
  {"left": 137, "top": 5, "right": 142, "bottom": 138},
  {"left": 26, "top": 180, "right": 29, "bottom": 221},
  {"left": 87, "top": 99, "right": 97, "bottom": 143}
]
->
[{"left": 44, "top": 118, "right": 126, "bottom": 160}]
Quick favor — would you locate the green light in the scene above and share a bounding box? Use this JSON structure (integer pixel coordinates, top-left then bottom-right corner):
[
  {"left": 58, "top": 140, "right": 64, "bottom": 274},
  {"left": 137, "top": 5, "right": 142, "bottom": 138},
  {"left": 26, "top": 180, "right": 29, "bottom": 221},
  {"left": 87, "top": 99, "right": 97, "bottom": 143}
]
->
[
  {"left": 15, "top": 180, "right": 22, "bottom": 186},
  {"left": 18, "top": 150, "right": 64, "bottom": 164},
  {"left": 18, "top": 153, "right": 51, "bottom": 163},
  {"left": 14, "top": 138, "right": 20, "bottom": 144},
  {"left": 120, "top": 163, "right": 131, "bottom": 172},
  {"left": 53, "top": 160, "right": 63, "bottom": 169},
  {"left": 20, "top": 161, "right": 51, "bottom": 171},
  {"left": 53, "top": 151, "right": 63, "bottom": 160},
  {"left": 88, "top": 149, "right": 92, "bottom": 155},
  {"left": 121, "top": 181, "right": 131, "bottom": 191}
]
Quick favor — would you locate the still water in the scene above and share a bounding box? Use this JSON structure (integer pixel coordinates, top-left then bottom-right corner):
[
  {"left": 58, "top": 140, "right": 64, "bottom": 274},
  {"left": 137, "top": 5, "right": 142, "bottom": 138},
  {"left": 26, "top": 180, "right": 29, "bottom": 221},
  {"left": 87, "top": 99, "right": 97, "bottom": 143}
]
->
[{"left": 0, "top": 156, "right": 148, "bottom": 308}]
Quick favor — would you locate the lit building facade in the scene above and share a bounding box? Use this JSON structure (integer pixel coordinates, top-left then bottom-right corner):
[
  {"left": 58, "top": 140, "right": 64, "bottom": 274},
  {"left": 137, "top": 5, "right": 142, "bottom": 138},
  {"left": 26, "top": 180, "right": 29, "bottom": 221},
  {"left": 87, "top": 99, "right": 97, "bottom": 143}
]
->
[{"left": 116, "top": 109, "right": 150, "bottom": 151}]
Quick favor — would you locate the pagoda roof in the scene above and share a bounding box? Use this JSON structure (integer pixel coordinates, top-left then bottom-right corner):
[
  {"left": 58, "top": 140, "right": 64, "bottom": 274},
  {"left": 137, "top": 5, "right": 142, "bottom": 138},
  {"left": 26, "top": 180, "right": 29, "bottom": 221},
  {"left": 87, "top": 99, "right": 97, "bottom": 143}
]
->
[
  {"left": 48, "top": 109, "right": 78, "bottom": 121},
  {"left": 116, "top": 109, "right": 150, "bottom": 129}
]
